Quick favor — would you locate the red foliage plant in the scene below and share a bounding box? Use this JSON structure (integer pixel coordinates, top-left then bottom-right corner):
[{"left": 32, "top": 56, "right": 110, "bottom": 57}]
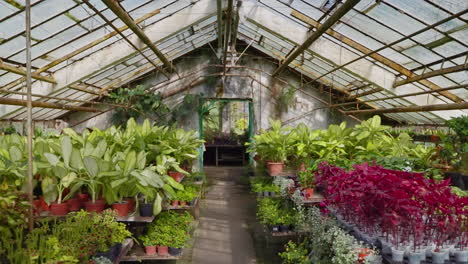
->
[{"left": 315, "top": 162, "right": 467, "bottom": 251}]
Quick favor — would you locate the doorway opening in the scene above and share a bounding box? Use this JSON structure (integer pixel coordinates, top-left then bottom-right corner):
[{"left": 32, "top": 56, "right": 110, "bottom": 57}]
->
[{"left": 199, "top": 98, "right": 253, "bottom": 167}]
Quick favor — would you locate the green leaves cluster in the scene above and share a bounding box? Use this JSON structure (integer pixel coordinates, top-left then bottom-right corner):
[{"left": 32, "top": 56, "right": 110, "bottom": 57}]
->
[
  {"left": 256, "top": 197, "right": 297, "bottom": 226},
  {"left": 249, "top": 116, "right": 438, "bottom": 174},
  {"left": 139, "top": 211, "right": 194, "bottom": 248}
]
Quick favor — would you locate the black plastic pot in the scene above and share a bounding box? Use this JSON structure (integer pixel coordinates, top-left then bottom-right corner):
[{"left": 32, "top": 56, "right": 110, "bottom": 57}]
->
[
  {"left": 169, "top": 247, "right": 182, "bottom": 256},
  {"left": 269, "top": 191, "right": 276, "bottom": 196},
  {"left": 140, "top": 202, "right": 153, "bottom": 217},
  {"left": 1, "top": 255, "right": 9, "bottom": 264},
  {"left": 271, "top": 225, "right": 280, "bottom": 232},
  {"left": 445, "top": 171, "right": 467, "bottom": 190},
  {"left": 279, "top": 225, "right": 290, "bottom": 232},
  {"left": 263, "top": 191, "right": 270, "bottom": 197}
]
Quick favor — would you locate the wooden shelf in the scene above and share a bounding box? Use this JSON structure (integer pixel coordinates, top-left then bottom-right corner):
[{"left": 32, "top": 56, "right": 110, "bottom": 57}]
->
[
  {"left": 296, "top": 194, "right": 325, "bottom": 205},
  {"left": 120, "top": 245, "right": 182, "bottom": 262},
  {"left": 116, "top": 215, "right": 155, "bottom": 223},
  {"left": 270, "top": 231, "right": 299, "bottom": 237}
]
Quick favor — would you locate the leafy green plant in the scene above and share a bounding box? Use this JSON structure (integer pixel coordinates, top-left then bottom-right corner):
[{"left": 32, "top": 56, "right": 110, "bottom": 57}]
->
[
  {"left": 257, "top": 198, "right": 297, "bottom": 226},
  {"left": 247, "top": 119, "right": 293, "bottom": 163},
  {"left": 279, "top": 240, "right": 311, "bottom": 264},
  {"left": 0, "top": 134, "right": 27, "bottom": 190},
  {"left": 298, "top": 170, "right": 315, "bottom": 189}
]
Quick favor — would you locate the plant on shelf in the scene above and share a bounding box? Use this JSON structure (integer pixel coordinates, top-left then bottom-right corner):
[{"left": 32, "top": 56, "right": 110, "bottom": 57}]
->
[
  {"left": 247, "top": 119, "right": 293, "bottom": 175},
  {"left": 278, "top": 239, "right": 311, "bottom": 264},
  {"left": 439, "top": 115, "right": 468, "bottom": 173},
  {"left": 256, "top": 197, "right": 297, "bottom": 232},
  {"left": 0, "top": 133, "right": 27, "bottom": 190},
  {"left": 298, "top": 170, "right": 315, "bottom": 200}
]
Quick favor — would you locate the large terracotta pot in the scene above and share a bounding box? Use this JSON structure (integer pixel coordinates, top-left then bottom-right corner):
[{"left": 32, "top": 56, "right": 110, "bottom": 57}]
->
[
  {"left": 50, "top": 202, "right": 69, "bottom": 216},
  {"left": 157, "top": 246, "right": 169, "bottom": 256},
  {"left": 267, "top": 162, "right": 284, "bottom": 176},
  {"left": 67, "top": 198, "right": 82, "bottom": 211},
  {"left": 85, "top": 200, "right": 106, "bottom": 213},
  {"left": 112, "top": 201, "right": 129, "bottom": 217},
  {"left": 145, "top": 246, "right": 157, "bottom": 256}
]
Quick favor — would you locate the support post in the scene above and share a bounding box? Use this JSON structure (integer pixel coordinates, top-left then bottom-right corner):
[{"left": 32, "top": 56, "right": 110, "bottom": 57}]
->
[
  {"left": 272, "top": 0, "right": 361, "bottom": 76},
  {"left": 217, "top": 0, "right": 223, "bottom": 51},
  {"left": 25, "top": 0, "right": 34, "bottom": 232}
]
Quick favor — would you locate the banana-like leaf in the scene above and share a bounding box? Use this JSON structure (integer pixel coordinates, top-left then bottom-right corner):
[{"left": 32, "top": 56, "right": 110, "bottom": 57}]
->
[
  {"left": 61, "top": 136, "right": 72, "bottom": 168},
  {"left": 9, "top": 146, "right": 22, "bottom": 162},
  {"left": 166, "top": 176, "right": 184, "bottom": 190},
  {"left": 44, "top": 153, "right": 60, "bottom": 166},
  {"left": 153, "top": 193, "right": 162, "bottom": 216},
  {"left": 70, "top": 147, "right": 83, "bottom": 170},
  {"left": 124, "top": 151, "right": 136, "bottom": 176},
  {"left": 83, "top": 156, "right": 99, "bottom": 178},
  {"left": 62, "top": 172, "right": 77, "bottom": 188}
]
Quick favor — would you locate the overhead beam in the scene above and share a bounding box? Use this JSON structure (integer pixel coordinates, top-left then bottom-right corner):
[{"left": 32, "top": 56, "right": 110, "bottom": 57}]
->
[
  {"left": 272, "top": 0, "right": 360, "bottom": 76},
  {"left": 305, "top": 8, "right": 468, "bottom": 102},
  {"left": 332, "top": 84, "right": 468, "bottom": 108},
  {"left": 0, "top": 59, "right": 56, "bottom": 84},
  {"left": 83, "top": 0, "right": 169, "bottom": 78},
  {"left": 0, "top": 97, "right": 102, "bottom": 113},
  {"left": 292, "top": 10, "right": 462, "bottom": 103},
  {"left": 345, "top": 102, "right": 468, "bottom": 115},
  {"left": 344, "top": 88, "right": 383, "bottom": 102},
  {"left": 101, "top": 0, "right": 177, "bottom": 73},
  {"left": 222, "top": 0, "right": 234, "bottom": 75},
  {"left": 394, "top": 64, "right": 468, "bottom": 87},
  {"left": 2, "top": 8, "right": 162, "bottom": 91},
  {"left": 217, "top": 0, "right": 223, "bottom": 50}
]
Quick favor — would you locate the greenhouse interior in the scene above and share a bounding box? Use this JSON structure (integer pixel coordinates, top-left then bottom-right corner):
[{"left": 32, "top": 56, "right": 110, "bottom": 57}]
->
[{"left": 0, "top": 0, "right": 467, "bottom": 263}]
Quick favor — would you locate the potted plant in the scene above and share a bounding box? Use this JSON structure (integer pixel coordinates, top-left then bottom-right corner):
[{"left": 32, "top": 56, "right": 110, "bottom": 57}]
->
[
  {"left": 40, "top": 136, "right": 78, "bottom": 215},
  {"left": 298, "top": 170, "right": 315, "bottom": 200},
  {"left": 168, "top": 228, "right": 189, "bottom": 256},
  {"left": 140, "top": 234, "right": 157, "bottom": 256}
]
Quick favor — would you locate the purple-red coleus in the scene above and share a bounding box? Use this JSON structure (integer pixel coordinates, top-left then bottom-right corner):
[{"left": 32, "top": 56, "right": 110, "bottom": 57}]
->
[{"left": 316, "top": 162, "right": 467, "bottom": 249}]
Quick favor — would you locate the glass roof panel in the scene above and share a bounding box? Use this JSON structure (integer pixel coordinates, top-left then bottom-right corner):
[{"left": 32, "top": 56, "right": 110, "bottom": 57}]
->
[{"left": 402, "top": 45, "right": 444, "bottom": 64}]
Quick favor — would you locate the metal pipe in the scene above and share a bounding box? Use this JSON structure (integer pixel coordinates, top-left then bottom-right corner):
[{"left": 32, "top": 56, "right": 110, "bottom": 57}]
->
[
  {"left": 25, "top": 0, "right": 34, "bottom": 232},
  {"left": 306, "top": 8, "right": 468, "bottom": 91},
  {"left": 345, "top": 102, "right": 468, "bottom": 115},
  {"left": 101, "top": 0, "right": 176, "bottom": 74},
  {"left": 272, "top": 0, "right": 361, "bottom": 76},
  {"left": 394, "top": 64, "right": 468, "bottom": 87}
]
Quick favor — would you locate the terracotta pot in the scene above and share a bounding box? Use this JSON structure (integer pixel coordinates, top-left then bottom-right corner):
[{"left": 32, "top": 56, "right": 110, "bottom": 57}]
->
[
  {"left": 112, "top": 201, "right": 129, "bottom": 217},
  {"left": 33, "top": 199, "right": 42, "bottom": 214},
  {"left": 39, "top": 196, "right": 50, "bottom": 211},
  {"left": 358, "top": 248, "right": 372, "bottom": 263},
  {"left": 303, "top": 188, "right": 315, "bottom": 199},
  {"left": 171, "top": 200, "right": 179, "bottom": 207},
  {"left": 298, "top": 163, "right": 307, "bottom": 172},
  {"left": 267, "top": 162, "right": 284, "bottom": 176},
  {"left": 123, "top": 197, "right": 135, "bottom": 212},
  {"left": 85, "top": 200, "right": 106, "bottom": 213},
  {"left": 67, "top": 198, "right": 82, "bottom": 211},
  {"left": 168, "top": 171, "right": 184, "bottom": 182},
  {"left": 145, "top": 245, "right": 157, "bottom": 256},
  {"left": 157, "top": 246, "right": 169, "bottom": 256},
  {"left": 77, "top": 193, "right": 90, "bottom": 203},
  {"left": 180, "top": 201, "right": 187, "bottom": 207},
  {"left": 50, "top": 202, "right": 69, "bottom": 216}
]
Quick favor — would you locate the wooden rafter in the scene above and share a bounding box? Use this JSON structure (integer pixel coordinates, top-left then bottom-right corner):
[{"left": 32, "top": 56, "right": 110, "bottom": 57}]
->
[
  {"left": 102, "top": 0, "right": 177, "bottom": 73},
  {"left": 345, "top": 102, "right": 468, "bottom": 115},
  {"left": 291, "top": 10, "right": 464, "bottom": 103},
  {"left": 272, "top": 0, "right": 360, "bottom": 76},
  {"left": 0, "top": 97, "right": 102, "bottom": 113},
  {"left": 2, "top": 8, "right": 162, "bottom": 91},
  {"left": 394, "top": 64, "right": 468, "bottom": 87},
  {"left": 0, "top": 59, "right": 56, "bottom": 84}
]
